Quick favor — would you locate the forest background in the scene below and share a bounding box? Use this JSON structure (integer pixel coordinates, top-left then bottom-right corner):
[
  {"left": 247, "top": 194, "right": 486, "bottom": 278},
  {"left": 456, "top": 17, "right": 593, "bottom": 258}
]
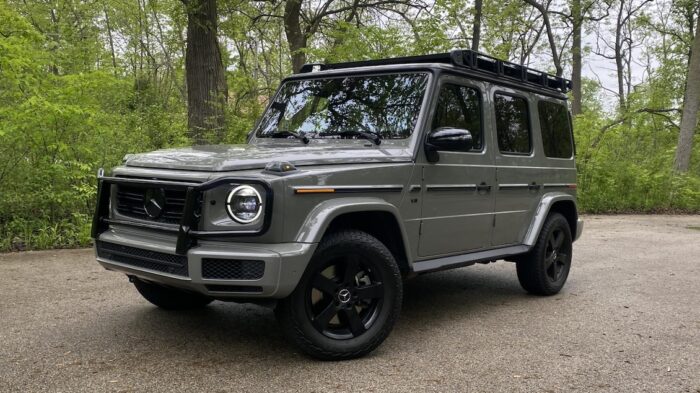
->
[{"left": 0, "top": 0, "right": 698, "bottom": 251}]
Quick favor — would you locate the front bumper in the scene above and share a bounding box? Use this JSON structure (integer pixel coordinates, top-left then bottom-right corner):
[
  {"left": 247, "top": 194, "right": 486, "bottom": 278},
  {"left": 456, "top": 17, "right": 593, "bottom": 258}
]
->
[{"left": 95, "top": 227, "right": 315, "bottom": 299}]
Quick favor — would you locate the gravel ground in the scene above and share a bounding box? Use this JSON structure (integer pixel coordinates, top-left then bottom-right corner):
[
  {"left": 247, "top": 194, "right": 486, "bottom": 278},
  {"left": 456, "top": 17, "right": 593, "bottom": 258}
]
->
[{"left": 1, "top": 215, "right": 699, "bottom": 392}]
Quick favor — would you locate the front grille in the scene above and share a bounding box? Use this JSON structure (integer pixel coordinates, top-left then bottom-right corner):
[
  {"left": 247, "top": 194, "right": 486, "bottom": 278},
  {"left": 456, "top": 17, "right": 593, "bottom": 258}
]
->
[
  {"left": 115, "top": 185, "right": 187, "bottom": 224},
  {"left": 202, "top": 259, "right": 265, "bottom": 280},
  {"left": 96, "top": 241, "right": 189, "bottom": 277}
]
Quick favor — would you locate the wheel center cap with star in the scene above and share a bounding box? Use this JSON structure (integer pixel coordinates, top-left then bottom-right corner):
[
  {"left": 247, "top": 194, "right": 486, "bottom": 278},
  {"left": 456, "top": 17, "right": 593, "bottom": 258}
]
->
[{"left": 337, "top": 288, "right": 352, "bottom": 304}]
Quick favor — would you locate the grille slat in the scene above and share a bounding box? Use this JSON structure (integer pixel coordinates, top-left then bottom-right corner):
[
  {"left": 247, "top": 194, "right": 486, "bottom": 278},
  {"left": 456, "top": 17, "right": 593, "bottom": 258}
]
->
[
  {"left": 117, "top": 194, "right": 144, "bottom": 202},
  {"left": 202, "top": 259, "right": 265, "bottom": 280},
  {"left": 96, "top": 241, "right": 189, "bottom": 277}
]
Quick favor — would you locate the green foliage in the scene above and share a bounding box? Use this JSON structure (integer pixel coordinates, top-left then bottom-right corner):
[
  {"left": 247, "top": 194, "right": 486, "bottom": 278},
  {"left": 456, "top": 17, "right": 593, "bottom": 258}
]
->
[
  {"left": 0, "top": 0, "right": 698, "bottom": 252},
  {"left": 573, "top": 80, "right": 700, "bottom": 213},
  {"left": 0, "top": 2, "right": 193, "bottom": 251}
]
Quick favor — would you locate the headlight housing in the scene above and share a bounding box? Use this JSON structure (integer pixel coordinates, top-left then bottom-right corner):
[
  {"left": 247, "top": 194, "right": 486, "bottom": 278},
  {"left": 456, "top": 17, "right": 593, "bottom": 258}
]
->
[{"left": 225, "top": 185, "right": 263, "bottom": 223}]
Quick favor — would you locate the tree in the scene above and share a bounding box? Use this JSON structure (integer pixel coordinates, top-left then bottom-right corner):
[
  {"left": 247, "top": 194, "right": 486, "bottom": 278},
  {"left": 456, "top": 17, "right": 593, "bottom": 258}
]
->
[
  {"left": 522, "top": 0, "right": 564, "bottom": 77},
  {"left": 567, "top": 0, "right": 610, "bottom": 115},
  {"left": 674, "top": 14, "right": 700, "bottom": 172},
  {"left": 472, "top": 0, "right": 483, "bottom": 51},
  {"left": 571, "top": 0, "right": 583, "bottom": 114},
  {"left": 594, "top": 0, "right": 651, "bottom": 112},
  {"left": 182, "top": 0, "right": 228, "bottom": 144},
  {"left": 280, "top": 0, "right": 426, "bottom": 73}
]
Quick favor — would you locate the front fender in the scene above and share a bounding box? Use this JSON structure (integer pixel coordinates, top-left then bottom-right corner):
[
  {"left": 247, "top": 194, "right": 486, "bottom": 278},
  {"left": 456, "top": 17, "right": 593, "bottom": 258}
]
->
[
  {"left": 294, "top": 197, "right": 412, "bottom": 261},
  {"left": 523, "top": 192, "right": 579, "bottom": 246}
]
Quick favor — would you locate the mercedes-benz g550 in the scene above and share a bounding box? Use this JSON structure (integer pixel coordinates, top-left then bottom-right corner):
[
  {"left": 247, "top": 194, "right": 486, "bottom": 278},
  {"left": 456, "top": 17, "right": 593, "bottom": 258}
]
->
[{"left": 92, "top": 50, "right": 583, "bottom": 360}]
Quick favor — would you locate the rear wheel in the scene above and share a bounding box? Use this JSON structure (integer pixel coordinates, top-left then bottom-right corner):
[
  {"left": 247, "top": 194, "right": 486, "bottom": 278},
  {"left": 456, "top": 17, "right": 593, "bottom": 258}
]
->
[
  {"left": 132, "top": 278, "right": 213, "bottom": 310},
  {"left": 275, "top": 230, "right": 402, "bottom": 360},
  {"left": 516, "top": 213, "right": 573, "bottom": 295}
]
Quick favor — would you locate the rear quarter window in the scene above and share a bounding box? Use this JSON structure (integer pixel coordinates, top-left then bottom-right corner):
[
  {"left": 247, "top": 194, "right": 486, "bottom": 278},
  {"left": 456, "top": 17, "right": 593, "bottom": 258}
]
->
[{"left": 538, "top": 101, "right": 573, "bottom": 159}]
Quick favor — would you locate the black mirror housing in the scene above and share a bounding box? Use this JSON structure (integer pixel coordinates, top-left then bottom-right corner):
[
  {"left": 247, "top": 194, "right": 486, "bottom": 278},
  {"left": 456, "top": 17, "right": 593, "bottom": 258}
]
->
[{"left": 425, "top": 127, "right": 474, "bottom": 162}]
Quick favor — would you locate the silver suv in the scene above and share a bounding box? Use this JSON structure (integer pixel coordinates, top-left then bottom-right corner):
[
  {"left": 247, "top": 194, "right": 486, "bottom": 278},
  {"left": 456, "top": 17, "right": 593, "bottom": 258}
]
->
[{"left": 92, "top": 50, "right": 584, "bottom": 360}]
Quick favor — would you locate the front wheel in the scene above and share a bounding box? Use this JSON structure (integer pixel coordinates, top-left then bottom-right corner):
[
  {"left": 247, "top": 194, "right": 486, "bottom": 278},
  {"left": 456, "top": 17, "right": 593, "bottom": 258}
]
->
[
  {"left": 275, "top": 230, "right": 403, "bottom": 360},
  {"left": 516, "top": 213, "right": 573, "bottom": 295}
]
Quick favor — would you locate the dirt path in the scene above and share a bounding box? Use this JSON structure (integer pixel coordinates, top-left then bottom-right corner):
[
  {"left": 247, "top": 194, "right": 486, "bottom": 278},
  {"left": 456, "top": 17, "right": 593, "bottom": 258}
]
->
[{"left": 1, "top": 215, "right": 699, "bottom": 392}]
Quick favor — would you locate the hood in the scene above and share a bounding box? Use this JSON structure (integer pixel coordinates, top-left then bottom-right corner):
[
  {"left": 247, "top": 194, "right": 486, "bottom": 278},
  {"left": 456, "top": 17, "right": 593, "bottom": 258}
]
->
[{"left": 123, "top": 143, "right": 413, "bottom": 172}]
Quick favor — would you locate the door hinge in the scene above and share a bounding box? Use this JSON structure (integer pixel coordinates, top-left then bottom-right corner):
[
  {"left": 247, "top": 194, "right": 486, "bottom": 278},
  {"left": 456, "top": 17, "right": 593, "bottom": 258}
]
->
[{"left": 419, "top": 221, "right": 423, "bottom": 236}]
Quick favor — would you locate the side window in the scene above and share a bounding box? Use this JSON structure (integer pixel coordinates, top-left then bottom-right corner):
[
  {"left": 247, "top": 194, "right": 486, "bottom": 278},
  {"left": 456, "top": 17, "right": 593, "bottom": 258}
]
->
[
  {"left": 432, "top": 84, "right": 483, "bottom": 150},
  {"left": 494, "top": 93, "right": 531, "bottom": 154},
  {"left": 538, "top": 101, "right": 573, "bottom": 158}
]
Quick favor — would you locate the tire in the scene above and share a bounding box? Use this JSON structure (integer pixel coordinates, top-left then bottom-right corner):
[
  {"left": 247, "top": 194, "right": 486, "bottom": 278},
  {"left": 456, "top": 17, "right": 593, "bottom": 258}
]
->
[
  {"left": 275, "top": 230, "right": 403, "bottom": 360},
  {"left": 132, "top": 278, "right": 213, "bottom": 310},
  {"left": 516, "top": 213, "right": 573, "bottom": 296}
]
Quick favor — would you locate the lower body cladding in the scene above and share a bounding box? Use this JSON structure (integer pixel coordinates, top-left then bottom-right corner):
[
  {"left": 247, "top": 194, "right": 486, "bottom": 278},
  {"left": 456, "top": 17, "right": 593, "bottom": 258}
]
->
[{"left": 94, "top": 227, "right": 316, "bottom": 299}]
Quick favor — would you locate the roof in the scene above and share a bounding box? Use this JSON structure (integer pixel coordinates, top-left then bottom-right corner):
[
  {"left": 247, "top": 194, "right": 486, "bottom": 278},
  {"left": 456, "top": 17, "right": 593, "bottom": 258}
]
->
[{"left": 300, "top": 50, "right": 572, "bottom": 95}]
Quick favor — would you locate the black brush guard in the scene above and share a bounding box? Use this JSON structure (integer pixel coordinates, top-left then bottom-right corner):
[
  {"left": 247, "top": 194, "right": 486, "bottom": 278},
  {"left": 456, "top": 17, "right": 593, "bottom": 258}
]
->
[{"left": 91, "top": 171, "right": 273, "bottom": 255}]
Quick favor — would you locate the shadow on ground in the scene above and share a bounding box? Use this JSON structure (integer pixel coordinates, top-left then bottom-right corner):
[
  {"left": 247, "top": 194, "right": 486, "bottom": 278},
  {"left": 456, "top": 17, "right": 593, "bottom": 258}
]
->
[{"left": 61, "top": 265, "right": 531, "bottom": 363}]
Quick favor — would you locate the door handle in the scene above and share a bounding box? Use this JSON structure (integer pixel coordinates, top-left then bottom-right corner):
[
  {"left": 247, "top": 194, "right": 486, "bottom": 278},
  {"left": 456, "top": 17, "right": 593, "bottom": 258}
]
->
[
  {"left": 477, "top": 182, "right": 491, "bottom": 192},
  {"left": 528, "top": 182, "right": 541, "bottom": 191}
]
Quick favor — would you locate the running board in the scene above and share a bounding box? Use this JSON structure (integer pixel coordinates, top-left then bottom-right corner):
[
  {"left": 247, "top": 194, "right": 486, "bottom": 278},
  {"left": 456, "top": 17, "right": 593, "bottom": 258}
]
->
[{"left": 411, "top": 245, "right": 530, "bottom": 274}]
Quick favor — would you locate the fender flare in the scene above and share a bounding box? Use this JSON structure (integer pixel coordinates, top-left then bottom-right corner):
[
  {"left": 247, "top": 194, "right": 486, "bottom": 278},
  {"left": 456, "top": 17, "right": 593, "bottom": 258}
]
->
[
  {"left": 523, "top": 192, "right": 579, "bottom": 247},
  {"left": 294, "top": 197, "right": 413, "bottom": 263}
]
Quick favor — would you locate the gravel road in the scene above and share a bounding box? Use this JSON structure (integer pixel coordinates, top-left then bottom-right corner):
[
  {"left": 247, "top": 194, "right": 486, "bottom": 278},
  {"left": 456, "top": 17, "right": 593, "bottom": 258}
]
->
[{"left": 1, "top": 215, "right": 699, "bottom": 392}]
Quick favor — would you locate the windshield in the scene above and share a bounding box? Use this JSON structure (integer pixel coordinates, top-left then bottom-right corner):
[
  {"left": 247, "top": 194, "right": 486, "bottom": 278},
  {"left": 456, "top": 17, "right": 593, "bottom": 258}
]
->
[{"left": 255, "top": 73, "right": 429, "bottom": 141}]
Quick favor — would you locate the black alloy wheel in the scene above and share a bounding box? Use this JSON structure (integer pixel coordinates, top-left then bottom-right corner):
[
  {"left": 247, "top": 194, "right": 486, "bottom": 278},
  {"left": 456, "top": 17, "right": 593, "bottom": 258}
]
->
[
  {"left": 544, "top": 227, "right": 569, "bottom": 282},
  {"left": 306, "top": 254, "right": 384, "bottom": 339},
  {"left": 276, "top": 230, "right": 402, "bottom": 360}
]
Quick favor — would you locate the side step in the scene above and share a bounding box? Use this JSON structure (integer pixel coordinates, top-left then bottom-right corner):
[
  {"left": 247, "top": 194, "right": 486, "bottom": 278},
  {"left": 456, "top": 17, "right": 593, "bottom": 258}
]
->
[{"left": 411, "top": 245, "right": 530, "bottom": 274}]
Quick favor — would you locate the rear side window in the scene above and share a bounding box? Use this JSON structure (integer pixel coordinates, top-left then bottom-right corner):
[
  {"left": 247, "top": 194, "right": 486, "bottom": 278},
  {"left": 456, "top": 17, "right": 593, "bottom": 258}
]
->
[
  {"left": 433, "top": 84, "right": 483, "bottom": 150},
  {"left": 538, "top": 101, "right": 573, "bottom": 158},
  {"left": 494, "top": 94, "right": 531, "bottom": 154}
]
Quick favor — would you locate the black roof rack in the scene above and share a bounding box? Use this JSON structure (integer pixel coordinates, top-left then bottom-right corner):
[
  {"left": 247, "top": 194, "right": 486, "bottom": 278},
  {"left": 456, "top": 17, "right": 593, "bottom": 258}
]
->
[{"left": 299, "top": 49, "right": 572, "bottom": 94}]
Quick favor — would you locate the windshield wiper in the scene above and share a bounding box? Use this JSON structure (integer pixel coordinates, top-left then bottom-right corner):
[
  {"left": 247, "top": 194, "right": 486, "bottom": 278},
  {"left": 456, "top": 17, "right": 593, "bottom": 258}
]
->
[
  {"left": 338, "top": 130, "right": 381, "bottom": 145},
  {"left": 270, "top": 130, "right": 309, "bottom": 144}
]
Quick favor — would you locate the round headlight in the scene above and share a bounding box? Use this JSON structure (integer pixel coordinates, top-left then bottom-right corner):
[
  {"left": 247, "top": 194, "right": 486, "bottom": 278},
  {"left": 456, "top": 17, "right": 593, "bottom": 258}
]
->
[{"left": 226, "top": 185, "right": 263, "bottom": 223}]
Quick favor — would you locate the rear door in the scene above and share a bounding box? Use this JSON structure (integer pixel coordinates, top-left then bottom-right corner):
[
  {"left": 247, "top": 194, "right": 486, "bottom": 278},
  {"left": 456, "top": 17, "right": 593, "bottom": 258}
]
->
[
  {"left": 490, "top": 88, "right": 544, "bottom": 246},
  {"left": 418, "top": 75, "right": 496, "bottom": 257}
]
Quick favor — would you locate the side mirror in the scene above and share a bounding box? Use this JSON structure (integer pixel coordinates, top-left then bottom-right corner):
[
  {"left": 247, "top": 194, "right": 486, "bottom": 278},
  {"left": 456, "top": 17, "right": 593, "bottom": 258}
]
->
[{"left": 425, "top": 127, "right": 474, "bottom": 162}]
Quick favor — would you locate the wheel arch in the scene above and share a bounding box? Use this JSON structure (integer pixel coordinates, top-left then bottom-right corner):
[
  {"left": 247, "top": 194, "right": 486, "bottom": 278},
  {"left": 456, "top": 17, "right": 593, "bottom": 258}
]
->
[
  {"left": 294, "top": 198, "right": 412, "bottom": 274},
  {"left": 523, "top": 193, "right": 579, "bottom": 247}
]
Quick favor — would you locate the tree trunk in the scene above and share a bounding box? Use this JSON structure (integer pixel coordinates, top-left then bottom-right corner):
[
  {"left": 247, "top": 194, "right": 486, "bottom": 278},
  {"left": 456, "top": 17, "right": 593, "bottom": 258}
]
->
[
  {"left": 284, "top": 0, "right": 306, "bottom": 73},
  {"left": 614, "top": 0, "right": 626, "bottom": 111},
  {"left": 471, "top": 0, "right": 483, "bottom": 52},
  {"left": 571, "top": 0, "right": 582, "bottom": 115},
  {"left": 103, "top": 3, "right": 117, "bottom": 73},
  {"left": 674, "top": 16, "right": 700, "bottom": 173},
  {"left": 183, "top": 0, "right": 227, "bottom": 145}
]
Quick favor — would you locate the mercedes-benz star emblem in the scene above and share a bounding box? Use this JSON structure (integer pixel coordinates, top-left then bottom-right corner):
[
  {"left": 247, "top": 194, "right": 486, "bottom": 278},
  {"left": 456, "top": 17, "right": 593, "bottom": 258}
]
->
[
  {"left": 337, "top": 288, "right": 352, "bottom": 304},
  {"left": 144, "top": 188, "right": 166, "bottom": 219}
]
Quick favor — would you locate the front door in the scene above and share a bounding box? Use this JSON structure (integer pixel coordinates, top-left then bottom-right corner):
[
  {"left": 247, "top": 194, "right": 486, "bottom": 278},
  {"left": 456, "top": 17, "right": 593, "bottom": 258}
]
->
[{"left": 418, "top": 78, "right": 496, "bottom": 257}]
